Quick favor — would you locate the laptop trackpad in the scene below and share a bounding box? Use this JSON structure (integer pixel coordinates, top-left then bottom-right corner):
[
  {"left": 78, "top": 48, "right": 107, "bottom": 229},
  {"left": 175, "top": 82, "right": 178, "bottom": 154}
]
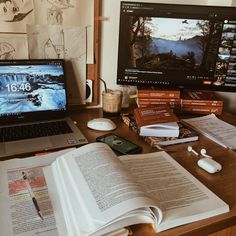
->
[{"left": 5, "top": 137, "right": 53, "bottom": 155}]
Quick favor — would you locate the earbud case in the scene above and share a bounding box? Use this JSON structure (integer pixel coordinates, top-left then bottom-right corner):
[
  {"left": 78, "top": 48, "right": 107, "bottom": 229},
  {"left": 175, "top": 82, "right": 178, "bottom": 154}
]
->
[{"left": 197, "top": 158, "right": 222, "bottom": 174}]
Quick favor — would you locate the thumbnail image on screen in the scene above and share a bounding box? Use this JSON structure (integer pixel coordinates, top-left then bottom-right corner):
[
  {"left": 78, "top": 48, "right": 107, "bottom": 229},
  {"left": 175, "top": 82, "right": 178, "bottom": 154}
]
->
[{"left": 127, "top": 17, "right": 220, "bottom": 73}]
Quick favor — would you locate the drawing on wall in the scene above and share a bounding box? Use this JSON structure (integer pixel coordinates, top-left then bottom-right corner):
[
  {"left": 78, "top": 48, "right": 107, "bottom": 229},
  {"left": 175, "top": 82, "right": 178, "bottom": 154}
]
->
[
  {"left": 44, "top": 33, "right": 65, "bottom": 59},
  {"left": 46, "top": 0, "right": 74, "bottom": 25},
  {"left": 0, "top": 0, "right": 33, "bottom": 22},
  {"left": 0, "top": 0, "right": 34, "bottom": 32},
  {"left": 0, "top": 42, "right": 15, "bottom": 59},
  {"left": 27, "top": 24, "right": 86, "bottom": 60},
  {"left": 34, "top": 0, "right": 75, "bottom": 26},
  {"left": 0, "top": 34, "right": 28, "bottom": 59}
]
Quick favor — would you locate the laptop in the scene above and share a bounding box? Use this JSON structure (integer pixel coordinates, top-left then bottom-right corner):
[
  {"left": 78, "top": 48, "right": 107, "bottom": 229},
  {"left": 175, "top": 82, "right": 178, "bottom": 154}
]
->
[{"left": 0, "top": 59, "right": 88, "bottom": 158}]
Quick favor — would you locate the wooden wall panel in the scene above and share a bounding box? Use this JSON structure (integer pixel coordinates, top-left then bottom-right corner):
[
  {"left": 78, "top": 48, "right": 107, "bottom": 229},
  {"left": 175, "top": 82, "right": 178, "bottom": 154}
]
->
[{"left": 86, "top": 0, "right": 101, "bottom": 106}]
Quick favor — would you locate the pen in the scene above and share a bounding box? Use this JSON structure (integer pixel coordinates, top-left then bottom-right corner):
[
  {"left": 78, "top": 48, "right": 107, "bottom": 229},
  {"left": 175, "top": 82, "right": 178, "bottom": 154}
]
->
[{"left": 22, "top": 171, "right": 44, "bottom": 220}]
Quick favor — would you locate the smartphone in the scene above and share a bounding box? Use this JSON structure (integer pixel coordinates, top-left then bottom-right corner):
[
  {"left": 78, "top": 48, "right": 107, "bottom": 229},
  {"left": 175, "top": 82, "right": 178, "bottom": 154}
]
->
[{"left": 96, "top": 133, "right": 142, "bottom": 155}]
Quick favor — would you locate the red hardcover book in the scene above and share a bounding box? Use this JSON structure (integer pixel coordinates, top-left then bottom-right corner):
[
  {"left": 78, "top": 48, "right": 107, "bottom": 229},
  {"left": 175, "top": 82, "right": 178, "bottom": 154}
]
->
[
  {"left": 137, "top": 102, "right": 180, "bottom": 109},
  {"left": 181, "top": 90, "right": 223, "bottom": 106},
  {"left": 134, "top": 106, "right": 179, "bottom": 137},
  {"left": 137, "top": 98, "right": 180, "bottom": 108},
  {"left": 137, "top": 98, "right": 180, "bottom": 102},
  {"left": 137, "top": 89, "right": 180, "bottom": 99},
  {"left": 136, "top": 98, "right": 181, "bottom": 109},
  {"left": 181, "top": 105, "right": 223, "bottom": 115}
]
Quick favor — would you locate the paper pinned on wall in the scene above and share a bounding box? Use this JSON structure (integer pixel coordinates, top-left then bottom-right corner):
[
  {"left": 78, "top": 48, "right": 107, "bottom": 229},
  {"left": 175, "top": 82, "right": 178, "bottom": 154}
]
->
[
  {"left": 27, "top": 24, "right": 87, "bottom": 105},
  {"left": 33, "top": 0, "right": 76, "bottom": 25},
  {"left": 33, "top": 0, "right": 94, "bottom": 64},
  {"left": 66, "top": 58, "right": 87, "bottom": 105},
  {"left": 0, "top": 34, "right": 28, "bottom": 59},
  {"left": 0, "top": 0, "right": 34, "bottom": 33},
  {"left": 27, "top": 24, "right": 86, "bottom": 60},
  {"left": 78, "top": 0, "right": 94, "bottom": 64}
]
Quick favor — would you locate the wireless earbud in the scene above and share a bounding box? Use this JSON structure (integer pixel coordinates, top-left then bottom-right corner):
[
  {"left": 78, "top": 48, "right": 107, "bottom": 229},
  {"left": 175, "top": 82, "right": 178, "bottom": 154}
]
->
[
  {"left": 187, "top": 146, "right": 199, "bottom": 156},
  {"left": 200, "top": 149, "right": 212, "bottom": 158}
]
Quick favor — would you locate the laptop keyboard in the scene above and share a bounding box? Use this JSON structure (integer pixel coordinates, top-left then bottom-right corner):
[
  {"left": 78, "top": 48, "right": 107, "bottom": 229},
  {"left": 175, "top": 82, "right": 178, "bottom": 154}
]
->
[{"left": 0, "top": 121, "right": 73, "bottom": 142}]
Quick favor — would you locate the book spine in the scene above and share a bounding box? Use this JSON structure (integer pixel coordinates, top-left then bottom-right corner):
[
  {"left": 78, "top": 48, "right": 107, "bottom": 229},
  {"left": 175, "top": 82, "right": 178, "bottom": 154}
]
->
[
  {"left": 136, "top": 99, "right": 180, "bottom": 109},
  {"left": 137, "top": 90, "right": 180, "bottom": 99},
  {"left": 137, "top": 102, "right": 179, "bottom": 109},
  {"left": 181, "top": 106, "right": 223, "bottom": 115},
  {"left": 137, "top": 101, "right": 180, "bottom": 105},
  {"left": 120, "top": 113, "right": 137, "bottom": 133},
  {"left": 181, "top": 100, "right": 223, "bottom": 106},
  {"left": 133, "top": 109, "right": 142, "bottom": 128},
  {"left": 144, "top": 136, "right": 156, "bottom": 147},
  {"left": 137, "top": 98, "right": 180, "bottom": 102},
  {"left": 181, "top": 90, "right": 220, "bottom": 100}
]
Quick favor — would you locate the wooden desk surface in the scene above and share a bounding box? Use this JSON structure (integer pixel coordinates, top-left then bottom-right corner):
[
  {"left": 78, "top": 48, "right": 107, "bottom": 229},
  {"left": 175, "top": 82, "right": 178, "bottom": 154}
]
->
[{"left": 70, "top": 108, "right": 236, "bottom": 236}]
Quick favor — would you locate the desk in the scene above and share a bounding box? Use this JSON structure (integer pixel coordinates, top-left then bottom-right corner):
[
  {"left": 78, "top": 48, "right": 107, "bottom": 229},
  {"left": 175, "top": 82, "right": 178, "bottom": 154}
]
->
[{"left": 70, "top": 108, "right": 236, "bottom": 236}]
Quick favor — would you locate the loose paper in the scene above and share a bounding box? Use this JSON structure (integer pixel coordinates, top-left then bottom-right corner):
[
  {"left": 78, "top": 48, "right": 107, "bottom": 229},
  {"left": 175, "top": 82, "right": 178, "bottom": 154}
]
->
[{"left": 33, "top": 0, "right": 94, "bottom": 63}]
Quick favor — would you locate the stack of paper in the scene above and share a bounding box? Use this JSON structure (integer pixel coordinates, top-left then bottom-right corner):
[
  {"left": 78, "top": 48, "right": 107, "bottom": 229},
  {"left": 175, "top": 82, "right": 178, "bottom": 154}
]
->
[{"left": 182, "top": 114, "right": 236, "bottom": 150}]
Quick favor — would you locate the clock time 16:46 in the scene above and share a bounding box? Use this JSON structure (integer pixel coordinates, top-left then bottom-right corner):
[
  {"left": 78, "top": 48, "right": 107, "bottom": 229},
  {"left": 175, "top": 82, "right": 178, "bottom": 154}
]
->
[{"left": 6, "top": 83, "right": 32, "bottom": 92}]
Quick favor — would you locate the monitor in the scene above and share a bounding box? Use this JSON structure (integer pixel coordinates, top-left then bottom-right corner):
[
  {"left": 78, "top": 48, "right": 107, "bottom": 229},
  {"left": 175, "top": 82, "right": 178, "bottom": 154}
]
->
[
  {"left": 0, "top": 59, "right": 67, "bottom": 124},
  {"left": 117, "top": 1, "right": 236, "bottom": 92}
]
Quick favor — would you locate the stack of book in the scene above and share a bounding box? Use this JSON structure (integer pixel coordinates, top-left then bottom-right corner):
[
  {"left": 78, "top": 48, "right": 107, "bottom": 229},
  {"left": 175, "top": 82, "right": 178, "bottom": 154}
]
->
[
  {"left": 135, "top": 88, "right": 224, "bottom": 115},
  {"left": 136, "top": 88, "right": 181, "bottom": 110},
  {"left": 180, "top": 90, "right": 224, "bottom": 115},
  {"left": 120, "top": 113, "right": 199, "bottom": 148}
]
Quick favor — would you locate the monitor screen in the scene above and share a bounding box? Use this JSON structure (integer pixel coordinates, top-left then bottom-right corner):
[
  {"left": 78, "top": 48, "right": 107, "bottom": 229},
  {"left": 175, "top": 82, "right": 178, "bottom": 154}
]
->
[
  {"left": 0, "top": 59, "right": 67, "bottom": 124},
  {"left": 117, "top": 1, "right": 236, "bottom": 92}
]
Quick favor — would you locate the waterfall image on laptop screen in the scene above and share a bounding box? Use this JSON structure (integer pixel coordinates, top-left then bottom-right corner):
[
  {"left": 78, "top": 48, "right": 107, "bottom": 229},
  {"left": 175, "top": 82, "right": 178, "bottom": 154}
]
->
[{"left": 0, "top": 64, "right": 66, "bottom": 116}]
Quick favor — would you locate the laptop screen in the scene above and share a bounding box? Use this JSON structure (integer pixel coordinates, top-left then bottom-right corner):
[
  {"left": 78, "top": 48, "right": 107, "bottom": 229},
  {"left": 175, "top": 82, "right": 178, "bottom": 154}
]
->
[{"left": 0, "top": 59, "right": 68, "bottom": 124}]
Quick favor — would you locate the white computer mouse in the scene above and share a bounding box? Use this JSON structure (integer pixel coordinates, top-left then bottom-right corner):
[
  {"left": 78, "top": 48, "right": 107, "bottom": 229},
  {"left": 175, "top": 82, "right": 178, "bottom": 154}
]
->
[{"left": 87, "top": 118, "right": 116, "bottom": 131}]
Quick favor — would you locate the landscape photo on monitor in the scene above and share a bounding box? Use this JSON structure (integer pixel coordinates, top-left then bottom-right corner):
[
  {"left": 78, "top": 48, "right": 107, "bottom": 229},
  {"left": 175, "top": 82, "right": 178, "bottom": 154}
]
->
[
  {"left": 127, "top": 16, "right": 223, "bottom": 73},
  {"left": 0, "top": 64, "right": 66, "bottom": 115}
]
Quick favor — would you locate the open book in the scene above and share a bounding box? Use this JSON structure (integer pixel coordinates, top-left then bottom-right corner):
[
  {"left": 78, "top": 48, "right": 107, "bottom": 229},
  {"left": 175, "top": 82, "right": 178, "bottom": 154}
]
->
[{"left": 44, "top": 143, "right": 229, "bottom": 236}]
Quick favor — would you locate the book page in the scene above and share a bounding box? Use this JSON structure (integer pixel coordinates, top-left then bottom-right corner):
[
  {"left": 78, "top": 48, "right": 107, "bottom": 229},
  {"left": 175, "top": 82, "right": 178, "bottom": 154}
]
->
[
  {"left": 182, "top": 114, "right": 236, "bottom": 149},
  {"left": 120, "top": 151, "right": 229, "bottom": 232},
  {"left": 0, "top": 149, "right": 73, "bottom": 236},
  {"left": 44, "top": 143, "right": 161, "bottom": 236}
]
